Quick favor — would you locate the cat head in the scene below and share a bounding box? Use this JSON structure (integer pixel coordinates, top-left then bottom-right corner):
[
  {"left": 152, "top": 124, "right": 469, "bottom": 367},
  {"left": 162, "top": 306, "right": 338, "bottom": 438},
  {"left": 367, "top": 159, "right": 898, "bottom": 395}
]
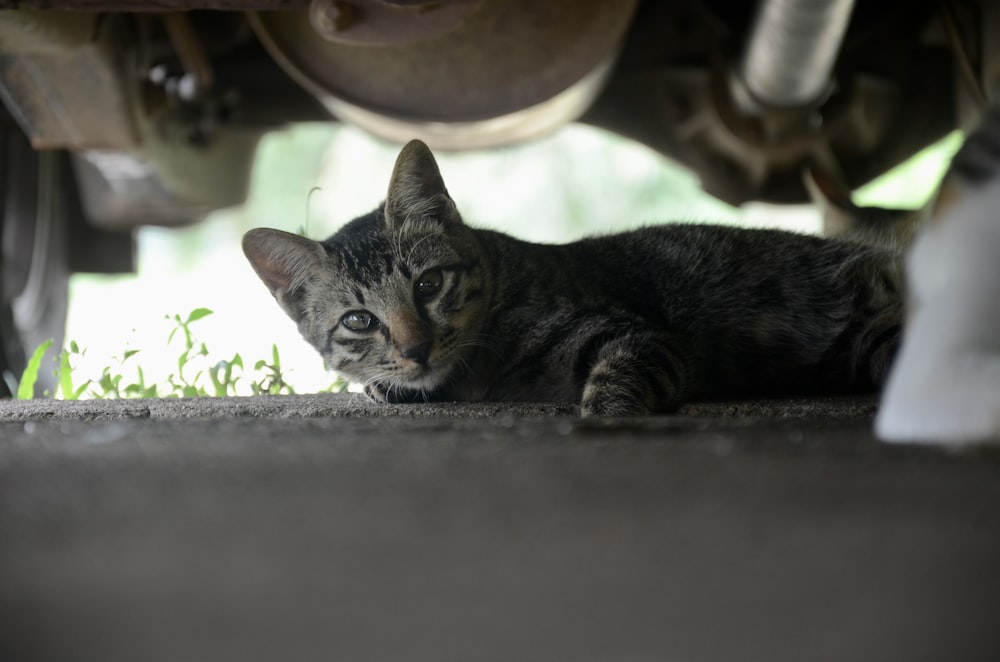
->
[{"left": 243, "top": 140, "right": 488, "bottom": 395}]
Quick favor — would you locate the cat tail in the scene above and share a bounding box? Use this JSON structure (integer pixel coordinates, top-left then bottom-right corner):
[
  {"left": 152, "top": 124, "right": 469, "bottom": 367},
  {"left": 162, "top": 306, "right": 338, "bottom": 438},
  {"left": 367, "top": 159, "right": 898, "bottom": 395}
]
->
[{"left": 804, "top": 166, "right": 926, "bottom": 252}]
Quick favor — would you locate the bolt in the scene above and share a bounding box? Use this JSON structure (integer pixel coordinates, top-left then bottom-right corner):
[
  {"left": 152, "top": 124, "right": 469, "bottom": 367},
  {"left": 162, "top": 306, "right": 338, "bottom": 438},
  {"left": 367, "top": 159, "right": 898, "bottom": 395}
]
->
[{"left": 310, "top": 0, "right": 356, "bottom": 39}]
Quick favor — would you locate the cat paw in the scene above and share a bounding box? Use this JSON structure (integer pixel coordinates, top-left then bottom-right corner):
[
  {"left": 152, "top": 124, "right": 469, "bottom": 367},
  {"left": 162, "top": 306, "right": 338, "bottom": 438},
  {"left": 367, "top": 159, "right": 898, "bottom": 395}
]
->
[
  {"left": 364, "top": 381, "right": 424, "bottom": 404},
  {"left": 580, "top": 388, "right": 652, "bottom": 417},
  {"left": 579, "top": 335, "right": 684, "bottom": 417},
  {"left": 363, "top": 382, "right": 390, "bottom": 404}
]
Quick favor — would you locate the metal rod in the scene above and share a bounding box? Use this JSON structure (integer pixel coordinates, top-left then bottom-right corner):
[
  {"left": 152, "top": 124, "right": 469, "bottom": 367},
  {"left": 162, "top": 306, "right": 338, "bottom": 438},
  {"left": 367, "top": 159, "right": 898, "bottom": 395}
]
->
[
  {"left": 737, "top": 0, "right": 856, "bottom": 109},
  {"left": 163, "top": 13, "right": 214, "bottom": 94}
]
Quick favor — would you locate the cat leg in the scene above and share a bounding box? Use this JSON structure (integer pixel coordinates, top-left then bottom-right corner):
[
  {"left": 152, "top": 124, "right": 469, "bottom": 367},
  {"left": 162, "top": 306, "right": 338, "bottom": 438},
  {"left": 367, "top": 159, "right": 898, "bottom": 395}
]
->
[
  {"left": 849, "top": 299, "right": 903, "bottom": 389},
  {"left": 580, "top": 332, "right": 689, "bottom": 417},
  {"left": 830, "top": 244, "right": 905, "bottom": 389},
  {"left": 363, "top": 381, "right": 425, "bottom": 404},
  {"left": 876, "top": 180, "right": 1000, "bottom": 444},
  {"left": 363, "top": 382, "right": 392, "bottom": 404}
]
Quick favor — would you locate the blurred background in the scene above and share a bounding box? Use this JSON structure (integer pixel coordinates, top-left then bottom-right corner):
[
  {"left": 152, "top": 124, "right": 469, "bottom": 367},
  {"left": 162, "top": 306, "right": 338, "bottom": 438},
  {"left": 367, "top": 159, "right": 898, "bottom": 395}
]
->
[{"left": 63, "top": 124, "right": 961, "bottom": 396}]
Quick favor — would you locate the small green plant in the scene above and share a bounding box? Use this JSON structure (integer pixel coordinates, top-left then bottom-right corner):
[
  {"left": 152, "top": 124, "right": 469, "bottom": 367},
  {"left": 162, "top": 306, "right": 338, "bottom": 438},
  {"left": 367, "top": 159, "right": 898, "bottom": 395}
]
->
[
  {"left": 17, "top": 339, "right": 53, "bottom": 399},
  {"left": 58, "top": 341, "right": 91, "bottom": 400},
  {"left": 251, "top": 343, "right": 294, "bottom": 395},
  {"left": 16, "top": 307, "right": 346, "bottom": 400}
]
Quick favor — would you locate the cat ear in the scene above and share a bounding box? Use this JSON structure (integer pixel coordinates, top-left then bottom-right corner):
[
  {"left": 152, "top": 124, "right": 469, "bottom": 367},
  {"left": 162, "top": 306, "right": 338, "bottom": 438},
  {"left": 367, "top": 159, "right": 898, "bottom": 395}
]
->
[
  {"left": 242, "top": 228, "right": 325, "bottom": 323},
  {"left": 803, "top": 166, "right": 859, "bottom": 238},
  {"left": 384, "top": 139, "right": 458, "bottom": 228}
]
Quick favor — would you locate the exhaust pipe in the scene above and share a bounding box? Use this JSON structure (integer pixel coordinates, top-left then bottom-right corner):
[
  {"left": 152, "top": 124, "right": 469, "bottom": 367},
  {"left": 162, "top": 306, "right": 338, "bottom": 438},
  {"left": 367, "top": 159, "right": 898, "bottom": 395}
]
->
[{"left": 734, "top": 0, "right": 856, "bottom": 111}]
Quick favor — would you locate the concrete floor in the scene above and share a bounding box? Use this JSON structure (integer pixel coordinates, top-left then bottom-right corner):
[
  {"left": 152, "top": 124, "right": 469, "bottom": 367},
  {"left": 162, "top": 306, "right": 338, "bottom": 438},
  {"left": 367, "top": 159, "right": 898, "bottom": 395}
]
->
[{"left": 1, "top": 394, "right": 998, "bottom": 662}]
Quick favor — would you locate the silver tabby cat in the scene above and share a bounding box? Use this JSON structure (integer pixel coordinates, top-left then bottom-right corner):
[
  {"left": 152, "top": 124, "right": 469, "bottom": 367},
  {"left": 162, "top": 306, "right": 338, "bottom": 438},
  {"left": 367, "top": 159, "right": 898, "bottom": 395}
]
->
[{"left": 243, "top": 140, "right": 902, "bottom": 416}]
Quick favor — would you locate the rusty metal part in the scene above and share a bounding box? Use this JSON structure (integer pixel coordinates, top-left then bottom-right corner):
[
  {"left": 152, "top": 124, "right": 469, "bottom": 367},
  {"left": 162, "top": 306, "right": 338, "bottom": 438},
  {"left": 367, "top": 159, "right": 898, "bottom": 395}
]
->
[
  {"left": 250, "top": 0, "right": 637, "bottom": 148},
  {"left": 940, "top": 2, "right": 988, "bottom": 110},
  {"left": 163, "top": 13, "right": 214, "bottom": 95},
  {"left": 734, "top": 0, "right": 856, "bottom": 112},
  {"left": 309, "top": 0, "right": 355, "bottom": 38},
  {"left": 679, "top": 58, "right": 898, "bottom": 202},
  {"left": 985, "top": 3, "right": 1000, "bottom": 101},
  {"left": 0, "top": 0, "right": 472, "bottom": 12},
  {"left": 581, "top": 0, "right": 955, "bottom": 205},
  {"left": 307, "top": 0, "right": 478, "bottom": 47},
  {"left": 0, "top": 0, "right": 309, "bottom": 10},
  {"left": 324, "top": 54, "right": 617, "bottom": 150},
  {"left": 0, "top": 10, "right": 259, "bottom": 228},
  {"left": 0, "top": 12, "right": 138, "bottom": 150},
  {"left": 73, "top": 127, "right": 260, "bottom": 229}
]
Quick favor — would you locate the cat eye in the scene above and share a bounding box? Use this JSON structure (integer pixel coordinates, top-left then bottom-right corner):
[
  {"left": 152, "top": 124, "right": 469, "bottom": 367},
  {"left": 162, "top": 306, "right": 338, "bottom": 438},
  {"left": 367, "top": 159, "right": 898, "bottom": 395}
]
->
[
  {"left": 342, "top": 310, "right": 378, "bottom": 332},
  {"left": 415, "top": 269, "right": 443, "bottom": 301}
]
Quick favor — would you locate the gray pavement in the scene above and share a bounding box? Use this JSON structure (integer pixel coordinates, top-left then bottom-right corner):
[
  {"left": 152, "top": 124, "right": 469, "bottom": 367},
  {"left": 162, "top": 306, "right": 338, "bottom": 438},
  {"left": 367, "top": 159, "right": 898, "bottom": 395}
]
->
[
  {"left": 0, "top": 391, "right": 879, "bottom": 421},
  {"left": 1, "top": 394, "right": 998, "bottom": 662}
]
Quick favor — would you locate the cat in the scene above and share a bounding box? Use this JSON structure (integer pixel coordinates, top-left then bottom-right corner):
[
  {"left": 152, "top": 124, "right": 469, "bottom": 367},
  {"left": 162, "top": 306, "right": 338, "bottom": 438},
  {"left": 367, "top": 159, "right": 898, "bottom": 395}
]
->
[
  {"left": 243, "top": 140, "right": 904, "bottom": 417},
  {"left": 804, "top": 166, "right": 926, "bottom": 251},
  {"left": 876, "top": 101, "right": 1000, "bottom": 443}
]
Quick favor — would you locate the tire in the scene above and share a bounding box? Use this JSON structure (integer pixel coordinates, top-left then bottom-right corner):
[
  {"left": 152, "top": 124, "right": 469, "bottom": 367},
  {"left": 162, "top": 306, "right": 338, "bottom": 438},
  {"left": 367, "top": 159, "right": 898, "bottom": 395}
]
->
[{"left": 0, "top": 122, "right": 70, "bottom": 398}]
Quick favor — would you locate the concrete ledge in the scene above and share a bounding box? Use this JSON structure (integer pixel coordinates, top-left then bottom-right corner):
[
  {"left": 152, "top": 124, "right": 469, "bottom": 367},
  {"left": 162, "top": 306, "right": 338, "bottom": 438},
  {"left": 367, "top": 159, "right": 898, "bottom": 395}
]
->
[
  {"left": 0, "top": 392, "right": 878, "bottom": 421},
  {"left": 5, "top": 393, "right": 996, "bottom": 662}
]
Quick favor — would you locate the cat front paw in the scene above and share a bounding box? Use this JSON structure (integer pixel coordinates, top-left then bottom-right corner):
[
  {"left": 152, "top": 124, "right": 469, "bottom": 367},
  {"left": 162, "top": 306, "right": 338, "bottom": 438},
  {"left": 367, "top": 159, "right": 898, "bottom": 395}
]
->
[
  {"left": 363, "top": 381, "right": 425, "bottom": 404},
  {"left": 580, "top": 389, "right": 652, "bottom": 417},
  {"left": 363, "top": 382, "right": 390, "bottom": 404},
  {"left": 581, "top": 373, "right": 657, "bottom": 417},
  {"left": 580, "top": 333, "right": 686, "bottom": 417}
]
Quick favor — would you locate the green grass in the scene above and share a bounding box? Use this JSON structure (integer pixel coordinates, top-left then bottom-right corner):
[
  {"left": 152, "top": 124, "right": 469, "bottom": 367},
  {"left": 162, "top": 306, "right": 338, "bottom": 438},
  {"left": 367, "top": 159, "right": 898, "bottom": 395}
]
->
[{"left": 17, "top": 308, "right": 346, "bottom": 400}]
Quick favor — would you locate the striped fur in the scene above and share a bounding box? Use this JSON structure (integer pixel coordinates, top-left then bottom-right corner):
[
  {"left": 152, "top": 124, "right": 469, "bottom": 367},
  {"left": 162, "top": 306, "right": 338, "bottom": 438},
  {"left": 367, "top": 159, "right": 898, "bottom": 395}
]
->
[{"left": 244, "top": 140, "right": 904, "bottom": 416}]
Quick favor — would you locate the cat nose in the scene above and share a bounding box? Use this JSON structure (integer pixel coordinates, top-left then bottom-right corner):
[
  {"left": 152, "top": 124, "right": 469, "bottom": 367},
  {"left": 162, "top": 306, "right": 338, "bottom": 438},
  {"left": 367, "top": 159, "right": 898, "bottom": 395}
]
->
[{"left": 401, "top": 340, "right": 432, "bottom": 366}]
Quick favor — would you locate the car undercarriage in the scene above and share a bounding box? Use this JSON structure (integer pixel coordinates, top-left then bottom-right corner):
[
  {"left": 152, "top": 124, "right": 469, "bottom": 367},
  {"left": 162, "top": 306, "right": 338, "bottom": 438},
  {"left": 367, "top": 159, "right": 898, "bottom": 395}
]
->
[{"left": 0, "top": 0, "right": 995, "bottom": 394}]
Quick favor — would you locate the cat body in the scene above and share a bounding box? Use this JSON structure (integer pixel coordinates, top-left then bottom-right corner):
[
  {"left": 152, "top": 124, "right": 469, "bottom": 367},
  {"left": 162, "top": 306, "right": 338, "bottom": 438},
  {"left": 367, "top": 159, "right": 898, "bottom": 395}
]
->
[{"left": 244, "top": 141, "right": 902, "bottom": 416}]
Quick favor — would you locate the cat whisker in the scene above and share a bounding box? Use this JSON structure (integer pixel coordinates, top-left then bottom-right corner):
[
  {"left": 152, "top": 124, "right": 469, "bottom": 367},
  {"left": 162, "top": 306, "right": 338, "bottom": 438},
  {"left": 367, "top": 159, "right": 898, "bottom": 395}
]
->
[
  {"left": 356, "top": 370, "right": 393, "bottom": 402},
  {"left": 392, "top": 227, "right": 406, "bottom": 269},
  {"left": 404, "top": 230, "right": 446, "bottom": 266},
  {"left": 457, "top": 344, "right": 504, "bottom": 363},
  {"left": 453, "top": 354, "right": 474, "bottom": 380},
  {"left": 400, "top": 202, "right": 436, "bottom": 231},
  {"left": 457, "top": 338, "right": 505, "bottom": 360}
]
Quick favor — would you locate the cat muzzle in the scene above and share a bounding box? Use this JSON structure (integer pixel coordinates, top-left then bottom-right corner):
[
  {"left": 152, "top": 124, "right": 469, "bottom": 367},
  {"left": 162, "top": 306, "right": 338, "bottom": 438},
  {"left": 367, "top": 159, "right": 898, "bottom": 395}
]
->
[{"left": 400, "top": 340, "right": 433, "bottom": 367}]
